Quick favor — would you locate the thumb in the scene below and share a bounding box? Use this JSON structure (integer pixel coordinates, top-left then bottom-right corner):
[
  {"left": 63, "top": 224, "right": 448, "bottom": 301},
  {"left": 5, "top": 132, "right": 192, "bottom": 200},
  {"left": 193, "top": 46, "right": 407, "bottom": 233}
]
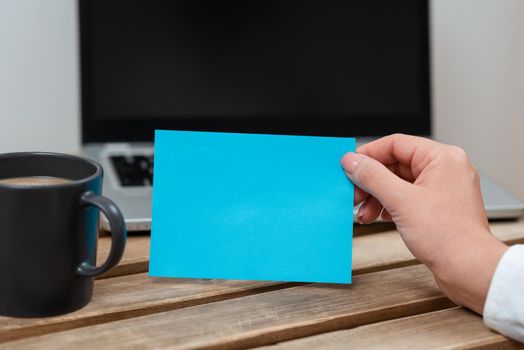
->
[{"left": 341, "top": 152, "right": 412, "bottom": 211}]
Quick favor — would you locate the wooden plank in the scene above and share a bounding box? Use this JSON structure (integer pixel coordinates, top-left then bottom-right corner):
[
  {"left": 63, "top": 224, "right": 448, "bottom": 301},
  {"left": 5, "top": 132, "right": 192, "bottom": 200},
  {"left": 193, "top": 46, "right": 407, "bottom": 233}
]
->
[
  {"left": 352, "top": 229, "right": 416, "bottom": 275},
  {"left": 490, "top": 219, "right": 524, "bottom": 245},
  {"left": 0, "top": 275, "right": 290, "bottom": 343},
  {"left": 0, "top": 265, "right": 456, "bottom": 350},
  {"left": 257, "top": 307, "right": 522, "bottom": 350},
  {"left": 97, "top": 220, "right": 524, "bottom": 279},
  {"left": 96, "top": 222, "right": 402, "bottom": 278},
  {"left": 97, "top": 235, "right": 150, "bottom": 279},
  {"left": 354, "top": 219, "right": 524, "bottom": 275}
]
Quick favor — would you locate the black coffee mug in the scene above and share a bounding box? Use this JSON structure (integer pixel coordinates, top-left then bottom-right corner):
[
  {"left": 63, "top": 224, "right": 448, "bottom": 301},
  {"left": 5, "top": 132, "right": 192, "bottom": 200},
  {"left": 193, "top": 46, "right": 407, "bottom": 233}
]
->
[{"left": 0, "top": 152, "right": 126, "bottom": 317}]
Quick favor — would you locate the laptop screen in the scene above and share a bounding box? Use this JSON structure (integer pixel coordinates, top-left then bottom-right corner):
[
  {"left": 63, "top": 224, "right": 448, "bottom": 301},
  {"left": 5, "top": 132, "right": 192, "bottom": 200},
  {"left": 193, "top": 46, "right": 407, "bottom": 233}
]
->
[{"left": 80, "top": 0, "right": 430, "bottom": 143}]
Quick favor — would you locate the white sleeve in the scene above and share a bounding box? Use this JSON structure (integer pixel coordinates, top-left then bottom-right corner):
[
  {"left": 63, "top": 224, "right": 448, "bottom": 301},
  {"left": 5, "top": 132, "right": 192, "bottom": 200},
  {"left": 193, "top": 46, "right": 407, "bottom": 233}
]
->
[{"left": 483, "top": 244, "right": 524, "bottom": 342}]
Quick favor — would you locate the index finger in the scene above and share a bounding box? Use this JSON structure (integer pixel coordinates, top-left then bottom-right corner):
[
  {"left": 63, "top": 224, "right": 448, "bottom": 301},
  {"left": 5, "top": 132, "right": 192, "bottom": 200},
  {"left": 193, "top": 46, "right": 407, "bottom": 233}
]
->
[{"left": 357, "top": 134, "right": 445, "bottom": 179}]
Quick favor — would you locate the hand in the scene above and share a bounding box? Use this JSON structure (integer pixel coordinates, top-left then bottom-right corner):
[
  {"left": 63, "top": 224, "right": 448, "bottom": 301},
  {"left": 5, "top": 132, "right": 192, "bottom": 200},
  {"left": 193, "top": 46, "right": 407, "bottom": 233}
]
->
[{"left": 341, "top": 134, "right": 508, "bottom": 314}]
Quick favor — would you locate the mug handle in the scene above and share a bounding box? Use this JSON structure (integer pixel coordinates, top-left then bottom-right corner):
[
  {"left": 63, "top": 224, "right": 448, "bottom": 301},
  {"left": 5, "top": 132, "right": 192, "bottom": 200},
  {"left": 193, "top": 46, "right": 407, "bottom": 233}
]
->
[{"left": 76, "top": 191, "right": 127, "bottom": 277}]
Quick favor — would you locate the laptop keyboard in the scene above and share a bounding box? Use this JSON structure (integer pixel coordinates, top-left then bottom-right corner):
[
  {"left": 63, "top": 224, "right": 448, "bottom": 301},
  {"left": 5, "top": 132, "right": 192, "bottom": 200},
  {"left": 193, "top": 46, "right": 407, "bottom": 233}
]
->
[{"left": 110, "top": 155, "right": 154, "bottom": 187}]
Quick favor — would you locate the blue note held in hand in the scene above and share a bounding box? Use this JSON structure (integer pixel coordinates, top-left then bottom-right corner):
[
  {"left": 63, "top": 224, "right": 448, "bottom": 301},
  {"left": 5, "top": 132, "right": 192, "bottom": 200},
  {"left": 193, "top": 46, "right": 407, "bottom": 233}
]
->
[{"left": 150, "top": 130, "right": 355, "bottom": 284}]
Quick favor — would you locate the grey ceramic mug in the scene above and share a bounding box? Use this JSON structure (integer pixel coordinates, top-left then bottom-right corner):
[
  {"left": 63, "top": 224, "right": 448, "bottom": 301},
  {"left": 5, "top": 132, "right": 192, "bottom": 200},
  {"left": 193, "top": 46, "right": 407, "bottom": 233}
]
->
[{"left": 0, "top": 152, "right": 127, "bottom": 317}]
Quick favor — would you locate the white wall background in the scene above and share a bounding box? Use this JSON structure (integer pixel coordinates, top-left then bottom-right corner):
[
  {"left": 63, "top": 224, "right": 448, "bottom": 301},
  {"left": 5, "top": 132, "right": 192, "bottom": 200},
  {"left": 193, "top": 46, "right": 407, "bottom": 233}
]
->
[
  {"left": 0, "top": 0, "right": 79, "bottom": 154},
  {"left": 1, "top": 0, "right": 524, "bottom": 199},
  {"left": 432, "top": 0, "right": 524, "bottom": 200}
]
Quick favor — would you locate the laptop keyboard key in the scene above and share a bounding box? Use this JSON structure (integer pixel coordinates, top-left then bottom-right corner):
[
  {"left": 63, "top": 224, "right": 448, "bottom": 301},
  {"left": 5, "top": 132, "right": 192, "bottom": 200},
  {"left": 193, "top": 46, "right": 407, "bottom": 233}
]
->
[{"left": 110, "top": 155, "right": 154, "bottom": 187}]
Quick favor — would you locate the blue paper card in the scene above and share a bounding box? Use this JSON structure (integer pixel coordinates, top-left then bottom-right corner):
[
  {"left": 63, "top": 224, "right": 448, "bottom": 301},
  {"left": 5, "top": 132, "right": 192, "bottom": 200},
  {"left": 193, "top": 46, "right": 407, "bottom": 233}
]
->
[{"left": 150, "top": 130, "right": 355, "bottom": 284}]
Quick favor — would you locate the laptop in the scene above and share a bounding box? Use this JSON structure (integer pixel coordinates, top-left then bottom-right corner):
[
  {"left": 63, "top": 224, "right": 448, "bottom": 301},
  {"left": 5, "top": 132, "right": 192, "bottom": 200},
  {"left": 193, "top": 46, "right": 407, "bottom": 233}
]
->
[{"left": 79, "top": 0, "right": 524, "bottom": 231}]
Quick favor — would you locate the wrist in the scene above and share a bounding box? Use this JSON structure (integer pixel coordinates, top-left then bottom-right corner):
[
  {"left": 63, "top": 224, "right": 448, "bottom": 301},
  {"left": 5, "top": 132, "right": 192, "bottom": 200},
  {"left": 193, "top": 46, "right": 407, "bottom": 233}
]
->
[{"left": 432, "top": 233, "right": 508, "bottom": 314}]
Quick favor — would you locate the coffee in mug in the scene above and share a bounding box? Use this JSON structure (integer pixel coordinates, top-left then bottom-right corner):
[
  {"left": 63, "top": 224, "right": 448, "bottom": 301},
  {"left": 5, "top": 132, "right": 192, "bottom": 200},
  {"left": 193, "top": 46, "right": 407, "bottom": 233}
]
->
[
  {"left": 0, "top": 152, "right": 127, "bottom": 317},
  {"left": 0, "top": 176, "right": 73, "bottom": 187}
]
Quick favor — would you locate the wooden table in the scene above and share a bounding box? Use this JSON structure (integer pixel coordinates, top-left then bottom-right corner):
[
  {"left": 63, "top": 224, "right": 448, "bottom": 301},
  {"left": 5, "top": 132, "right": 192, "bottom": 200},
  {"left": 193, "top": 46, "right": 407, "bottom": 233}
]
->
[{"left": 2, "top": 220, "right": 524, "bottom": 349}]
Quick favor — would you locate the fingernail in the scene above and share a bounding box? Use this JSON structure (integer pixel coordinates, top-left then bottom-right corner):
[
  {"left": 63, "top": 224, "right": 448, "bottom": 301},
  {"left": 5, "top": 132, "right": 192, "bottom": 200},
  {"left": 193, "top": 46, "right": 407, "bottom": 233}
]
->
[
  {"left": 341, "top": 152, "right": 362, "bottom": 175},
  {"left": 357, "top": 201, "right": 366, "bottom": 225}
]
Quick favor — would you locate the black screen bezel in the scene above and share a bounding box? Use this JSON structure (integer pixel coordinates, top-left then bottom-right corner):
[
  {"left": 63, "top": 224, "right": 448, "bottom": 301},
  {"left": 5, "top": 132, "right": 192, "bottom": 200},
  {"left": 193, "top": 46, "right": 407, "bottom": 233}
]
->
[{"left": 79, "top": 0, "right": 431, "bottom": 143}]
